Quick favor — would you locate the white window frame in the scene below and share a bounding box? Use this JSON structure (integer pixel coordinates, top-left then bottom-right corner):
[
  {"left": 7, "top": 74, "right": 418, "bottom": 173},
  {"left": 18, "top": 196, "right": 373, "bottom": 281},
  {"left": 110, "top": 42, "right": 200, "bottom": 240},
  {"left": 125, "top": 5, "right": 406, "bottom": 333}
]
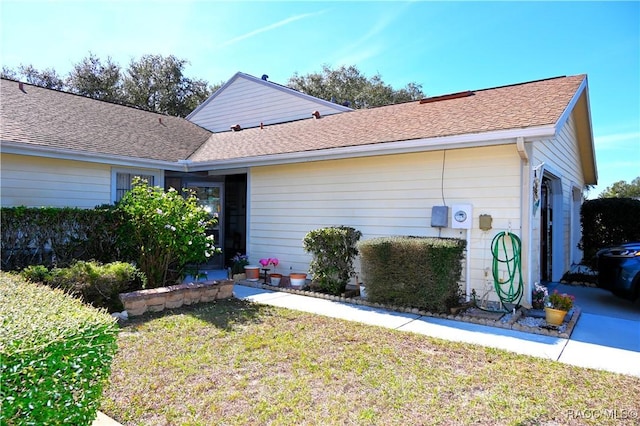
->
[{"left": 111, "top": 167, "right": 164, "bottom": 203}]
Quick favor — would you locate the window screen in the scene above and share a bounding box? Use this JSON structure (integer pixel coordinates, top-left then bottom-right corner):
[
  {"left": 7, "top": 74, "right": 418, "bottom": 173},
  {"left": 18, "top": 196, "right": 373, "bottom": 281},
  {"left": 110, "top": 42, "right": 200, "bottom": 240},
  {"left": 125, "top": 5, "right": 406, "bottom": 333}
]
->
[{"left": 116, "top": 173, "right": 155, "bottom": 201}]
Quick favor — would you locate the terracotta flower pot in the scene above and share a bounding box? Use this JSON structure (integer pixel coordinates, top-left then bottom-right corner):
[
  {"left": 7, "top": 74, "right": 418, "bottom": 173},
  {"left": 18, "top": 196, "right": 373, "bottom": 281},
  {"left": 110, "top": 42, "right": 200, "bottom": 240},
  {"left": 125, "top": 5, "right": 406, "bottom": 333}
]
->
[
  {"left": 269, "top": 273, "right": 282, "bottom": 286},
  {"left": 289, "top": 273, "right": 307, "bottom": 288},
  {"left": 545, "top": 307, "right": 568, "bottom": 325},
  {"left": 244, "top": 266, "right": 260, "bottom": 281}
]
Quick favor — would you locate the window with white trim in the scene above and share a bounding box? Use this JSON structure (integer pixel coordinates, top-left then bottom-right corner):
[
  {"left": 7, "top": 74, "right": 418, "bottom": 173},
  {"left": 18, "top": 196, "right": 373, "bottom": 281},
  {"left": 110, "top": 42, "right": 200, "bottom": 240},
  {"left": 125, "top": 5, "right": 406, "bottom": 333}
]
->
[{"left": 111, "top": 168, "right": 162, "bottom": 203}]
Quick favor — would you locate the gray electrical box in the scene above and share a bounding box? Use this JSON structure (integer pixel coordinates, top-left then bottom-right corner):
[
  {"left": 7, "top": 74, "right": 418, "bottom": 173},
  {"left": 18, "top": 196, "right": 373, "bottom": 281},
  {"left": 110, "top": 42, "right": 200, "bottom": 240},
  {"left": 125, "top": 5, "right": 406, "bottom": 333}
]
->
[{"left": 431, "top": 206, "right": 449, "bottom": 228}]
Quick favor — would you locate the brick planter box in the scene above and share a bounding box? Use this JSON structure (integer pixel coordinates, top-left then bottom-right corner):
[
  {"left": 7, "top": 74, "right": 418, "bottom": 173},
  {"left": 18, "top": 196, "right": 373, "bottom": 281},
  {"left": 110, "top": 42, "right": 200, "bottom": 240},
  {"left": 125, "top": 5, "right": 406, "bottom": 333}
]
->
[{"left": 119, "top": 280, "right": 234, "bottom": 316}]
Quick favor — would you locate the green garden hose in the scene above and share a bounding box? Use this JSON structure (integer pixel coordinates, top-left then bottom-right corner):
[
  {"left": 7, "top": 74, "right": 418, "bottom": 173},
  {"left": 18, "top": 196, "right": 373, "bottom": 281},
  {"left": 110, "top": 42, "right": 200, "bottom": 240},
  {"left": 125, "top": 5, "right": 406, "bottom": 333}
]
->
[{"left": 490, "top": 231, "right": 524, "bottom": 311}]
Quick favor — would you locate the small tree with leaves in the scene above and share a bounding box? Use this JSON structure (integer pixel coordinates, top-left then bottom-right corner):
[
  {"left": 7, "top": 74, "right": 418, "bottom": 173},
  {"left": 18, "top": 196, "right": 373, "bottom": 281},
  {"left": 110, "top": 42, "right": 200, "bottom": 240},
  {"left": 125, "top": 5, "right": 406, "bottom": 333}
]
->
[
  {"left": 598, "top": 177, "right": 640, "bottom": 199},
  {"left": 288, "top": 64, "right": 424, "bottom": 109},
  {"left": 116, "top": 178, "right": 219, "bottom": 288},
  {"left": 67, "top": 53, "right": 124, "bottom": 103}
]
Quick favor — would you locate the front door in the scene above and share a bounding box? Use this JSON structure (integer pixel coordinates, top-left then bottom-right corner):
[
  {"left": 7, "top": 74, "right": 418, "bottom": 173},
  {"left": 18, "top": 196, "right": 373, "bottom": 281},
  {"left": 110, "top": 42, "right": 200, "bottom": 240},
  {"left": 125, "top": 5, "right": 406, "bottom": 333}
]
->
[{"left": 188, "top": 183, "right": 224, "bottom": 269}]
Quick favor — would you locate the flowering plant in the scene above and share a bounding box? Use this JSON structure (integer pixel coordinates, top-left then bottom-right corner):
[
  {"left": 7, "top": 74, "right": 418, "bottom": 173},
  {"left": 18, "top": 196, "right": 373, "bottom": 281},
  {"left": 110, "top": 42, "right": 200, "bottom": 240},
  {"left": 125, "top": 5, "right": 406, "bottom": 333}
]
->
[
  {"left": 546, "top": 290, "right": 575, "bottom": 311},
  {"left": 231, "top": 253, "right": 249, "bottom": 275},
  {"left": 532, "top": 282, "right": 548, "bottom": 309},
  {"left": 259, "top": 257, "right": 279, "bottom": 270},
  {"left": 117, "top": 177, "right": 219, "bottom": 288}
]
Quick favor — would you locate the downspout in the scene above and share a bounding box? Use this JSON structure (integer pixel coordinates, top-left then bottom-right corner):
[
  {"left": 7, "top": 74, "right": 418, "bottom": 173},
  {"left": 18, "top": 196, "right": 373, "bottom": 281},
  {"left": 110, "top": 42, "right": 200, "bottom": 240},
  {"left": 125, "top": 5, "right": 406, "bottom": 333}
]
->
[
  {"left": 516, "top": 137, "right": 533, "bottom": 305},
  {"left": 466, "top": 229, "right": 471, "bottom": 302}
]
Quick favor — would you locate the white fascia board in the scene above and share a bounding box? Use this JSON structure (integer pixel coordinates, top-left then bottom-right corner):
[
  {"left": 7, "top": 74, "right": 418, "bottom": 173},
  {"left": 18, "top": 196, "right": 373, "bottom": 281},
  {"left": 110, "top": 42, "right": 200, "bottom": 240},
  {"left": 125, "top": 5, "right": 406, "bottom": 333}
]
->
[
  {"left": 554, "top": 75, "right": 587, "bottom": 133},
  {"left": 240, "top": 73, "right": 353, "bottom": 112},
  {"left": 0, "top": 140, "right": 181, "bottom": 170},
  {"left": 186, "top": 125, "right": 557, "bottom": 171}
]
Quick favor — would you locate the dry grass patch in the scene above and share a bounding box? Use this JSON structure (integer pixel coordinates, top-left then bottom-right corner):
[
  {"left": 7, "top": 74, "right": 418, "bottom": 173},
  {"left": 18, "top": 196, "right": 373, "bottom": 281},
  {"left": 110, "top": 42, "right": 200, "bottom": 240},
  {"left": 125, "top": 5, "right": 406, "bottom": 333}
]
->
[{"left": 101, "top": 299, "right": 640, "bottom": 425}]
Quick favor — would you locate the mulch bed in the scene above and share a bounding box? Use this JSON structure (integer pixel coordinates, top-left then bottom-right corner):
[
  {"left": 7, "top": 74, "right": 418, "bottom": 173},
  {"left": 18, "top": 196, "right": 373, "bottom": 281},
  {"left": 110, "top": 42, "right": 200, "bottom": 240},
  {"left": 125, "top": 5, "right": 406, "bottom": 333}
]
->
[{"left": 236, "top": 280, "right": 580, "bottom": 339}]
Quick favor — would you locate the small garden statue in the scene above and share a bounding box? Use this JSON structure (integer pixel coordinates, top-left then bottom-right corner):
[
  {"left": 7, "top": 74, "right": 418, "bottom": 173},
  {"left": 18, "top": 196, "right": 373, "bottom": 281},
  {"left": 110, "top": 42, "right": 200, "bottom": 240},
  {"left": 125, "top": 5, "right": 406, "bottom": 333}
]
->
[{"left": 531, "top": 282, "right": 548, "bottom": 310}]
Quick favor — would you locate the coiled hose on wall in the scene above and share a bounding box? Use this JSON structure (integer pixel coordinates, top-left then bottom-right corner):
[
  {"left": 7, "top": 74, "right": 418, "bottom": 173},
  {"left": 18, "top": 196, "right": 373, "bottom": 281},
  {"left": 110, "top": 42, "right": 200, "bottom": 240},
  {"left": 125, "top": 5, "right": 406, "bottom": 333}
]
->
[{"left": 491, "top": 231, "right": 524, "bottom": 311}]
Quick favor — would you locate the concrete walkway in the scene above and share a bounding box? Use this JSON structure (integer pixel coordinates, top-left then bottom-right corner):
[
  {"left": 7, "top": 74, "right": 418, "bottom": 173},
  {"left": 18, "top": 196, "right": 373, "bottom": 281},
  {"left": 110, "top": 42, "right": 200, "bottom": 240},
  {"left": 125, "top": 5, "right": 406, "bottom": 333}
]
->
[{"left": 233, "top": 283, "right": 640, "bottom": 378}]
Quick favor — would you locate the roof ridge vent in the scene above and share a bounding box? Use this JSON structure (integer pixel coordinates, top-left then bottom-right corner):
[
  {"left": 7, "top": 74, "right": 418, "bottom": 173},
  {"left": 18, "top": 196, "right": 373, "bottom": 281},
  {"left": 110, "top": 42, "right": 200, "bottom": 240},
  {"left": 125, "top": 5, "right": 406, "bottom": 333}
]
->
[{"left": 420, "top": 91, "right": 474, "bottom": 105}]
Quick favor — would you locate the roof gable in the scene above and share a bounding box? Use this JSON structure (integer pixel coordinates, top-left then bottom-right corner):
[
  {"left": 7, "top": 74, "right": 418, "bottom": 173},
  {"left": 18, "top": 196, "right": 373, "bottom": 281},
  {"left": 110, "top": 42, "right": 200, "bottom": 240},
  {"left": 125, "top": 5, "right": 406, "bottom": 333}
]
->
[
  {"left": 0, "top": 78, "right": 212, "bottom": 163},
  {"left": 186, "top": 72, "right": 352, "bottom": 132}
]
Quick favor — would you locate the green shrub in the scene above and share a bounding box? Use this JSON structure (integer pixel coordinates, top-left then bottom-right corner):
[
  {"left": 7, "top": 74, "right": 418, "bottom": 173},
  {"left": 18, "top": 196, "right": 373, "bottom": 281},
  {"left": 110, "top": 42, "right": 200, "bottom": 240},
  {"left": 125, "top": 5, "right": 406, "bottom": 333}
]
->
[
  {"left": 116, "top": 178, "right": 219, "bottom": 288},
  {"left": 1, "top": 205, "right": 122, "bottom": 271},
  {"left": 21, "top": 261, "right": 145, "bottom": 312},
  {"left": 303, "top": 226, "right": 362, "bottom": 295},
  {"left": 0, "top": 272, "right": 118, "bottom": 425},
  {"left": 580, "top": 198, "right": 640, "bottom": 265},
  {"left": 20, "top": 265, "right": 52, "bottom": 283},
  {"left": 358, "top": 236, "right": 466, "bottom": 313}
]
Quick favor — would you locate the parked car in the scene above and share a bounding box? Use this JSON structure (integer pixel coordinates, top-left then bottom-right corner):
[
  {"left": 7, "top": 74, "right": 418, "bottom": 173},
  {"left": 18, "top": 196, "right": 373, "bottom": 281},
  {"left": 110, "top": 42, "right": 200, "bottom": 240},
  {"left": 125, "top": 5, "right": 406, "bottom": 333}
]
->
[{"left": 596, "top": 242, "right": 640, "bottom": 301}]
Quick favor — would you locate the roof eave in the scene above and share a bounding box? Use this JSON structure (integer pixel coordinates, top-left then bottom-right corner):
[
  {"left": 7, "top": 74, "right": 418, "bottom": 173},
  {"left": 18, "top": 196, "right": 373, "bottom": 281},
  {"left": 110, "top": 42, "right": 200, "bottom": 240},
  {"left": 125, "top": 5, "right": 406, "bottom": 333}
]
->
[
  {"left": 0, "top": 140, "right": 184, "bottom": 171},
  {"left": 186, "top": 125, "right": 557, "bottom": 171}
]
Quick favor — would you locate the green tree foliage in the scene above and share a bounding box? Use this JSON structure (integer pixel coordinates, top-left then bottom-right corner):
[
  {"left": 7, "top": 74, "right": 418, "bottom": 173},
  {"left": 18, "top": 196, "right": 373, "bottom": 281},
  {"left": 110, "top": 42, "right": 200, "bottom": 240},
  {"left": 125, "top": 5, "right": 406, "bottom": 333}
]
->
[
  {"left": 287, "top": 64, "right": 425, "bottom": 108},
  {"left": 598, "top": 176, "right": 640, "bottom": 199},
  {"left": 116, "top": 178, "right": 219, "bottom": 288},
  {"left": 67, "top": 52, "right": 124, "bottom": 103},
  {"left": 1, "top": 64, "right": 65, "bottom": 89},
  {"left": 2, "top": 53, "right": 213, "bottom": 117},
  {"left": 122, "top": 54, "right": 212, "bottom": 117}
]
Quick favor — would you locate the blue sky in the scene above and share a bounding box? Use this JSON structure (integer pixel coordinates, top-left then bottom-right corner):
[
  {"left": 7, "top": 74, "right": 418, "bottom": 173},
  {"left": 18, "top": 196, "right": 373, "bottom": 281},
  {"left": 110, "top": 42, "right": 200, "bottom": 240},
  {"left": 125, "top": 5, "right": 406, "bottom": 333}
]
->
[{"left": 1, "top": 1, "right": 638, "bottom": 197}]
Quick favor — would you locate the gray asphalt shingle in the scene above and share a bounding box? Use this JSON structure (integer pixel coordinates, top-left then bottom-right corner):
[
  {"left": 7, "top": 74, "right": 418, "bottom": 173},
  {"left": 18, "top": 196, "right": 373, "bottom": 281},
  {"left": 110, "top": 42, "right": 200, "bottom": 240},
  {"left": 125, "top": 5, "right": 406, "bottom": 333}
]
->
[{"left": 0, "top": 79, "right": 212, "bottom": 162}]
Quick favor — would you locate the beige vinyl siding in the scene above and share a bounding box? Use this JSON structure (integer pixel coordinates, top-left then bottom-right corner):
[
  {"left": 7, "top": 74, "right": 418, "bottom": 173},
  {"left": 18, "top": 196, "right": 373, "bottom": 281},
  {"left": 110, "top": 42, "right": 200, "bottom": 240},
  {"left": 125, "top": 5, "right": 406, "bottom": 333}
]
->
[
  {"left": 248, "top": 144, "right": 522, "bottom": 296},
  {"left": 1, "top": 154, "right": 111, "bottom": 208},
  {"left": 530, "top": 114, "right": 586, "bottom": 281},
  {"left": 188, "top": 76, "right": 347, "bottom": 133}
]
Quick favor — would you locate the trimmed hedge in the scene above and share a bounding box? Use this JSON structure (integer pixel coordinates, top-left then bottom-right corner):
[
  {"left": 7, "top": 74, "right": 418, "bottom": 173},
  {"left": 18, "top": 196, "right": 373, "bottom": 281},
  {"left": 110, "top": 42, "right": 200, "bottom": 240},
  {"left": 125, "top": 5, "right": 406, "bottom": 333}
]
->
[
  {"left": 358, "top": 237, "right": 466, "bottom": 313},
  {"left": 580, "top": 198, "right": 640, "bottom": 265},
  {"left": 0, "top": 272, "right": 118, "bottom": 425},
  {"left": 1, "top": 206, "right": 122, "bottom": 271}
]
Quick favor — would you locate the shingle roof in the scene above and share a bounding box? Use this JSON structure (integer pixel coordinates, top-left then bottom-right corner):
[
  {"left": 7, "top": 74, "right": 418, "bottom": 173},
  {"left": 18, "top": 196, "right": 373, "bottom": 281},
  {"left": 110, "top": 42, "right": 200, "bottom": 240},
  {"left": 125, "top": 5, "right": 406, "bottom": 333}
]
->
[
  {"left": 188, "top": 75, "right": 586, "bottom": 162},
  {"left": 0, "top": 78, "right": 212, "bottom": 162}
]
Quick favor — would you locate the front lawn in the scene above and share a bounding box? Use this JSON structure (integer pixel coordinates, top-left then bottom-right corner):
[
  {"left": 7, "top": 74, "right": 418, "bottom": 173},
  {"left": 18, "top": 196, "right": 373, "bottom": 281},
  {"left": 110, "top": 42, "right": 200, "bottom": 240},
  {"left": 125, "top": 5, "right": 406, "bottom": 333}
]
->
[{"left": 101, "top": 299, "right": 639, "bottom": 425}]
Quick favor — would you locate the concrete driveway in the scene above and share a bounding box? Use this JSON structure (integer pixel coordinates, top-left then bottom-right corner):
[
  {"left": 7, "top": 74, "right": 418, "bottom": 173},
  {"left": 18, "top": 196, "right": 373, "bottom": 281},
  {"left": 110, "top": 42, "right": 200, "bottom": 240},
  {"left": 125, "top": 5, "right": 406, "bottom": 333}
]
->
[
  {"left": 550, "top": 282, "right": 640, "bottom": 321},
  {"left": 547, "top": 283, "right": 639, "bottom": 374}
]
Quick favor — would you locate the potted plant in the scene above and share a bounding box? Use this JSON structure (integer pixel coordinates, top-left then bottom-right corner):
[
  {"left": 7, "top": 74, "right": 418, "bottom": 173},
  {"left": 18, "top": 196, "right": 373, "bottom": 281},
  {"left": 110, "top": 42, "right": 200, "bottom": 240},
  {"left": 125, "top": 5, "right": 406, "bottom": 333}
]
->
[
  {"left": 544, "top": 290, "right": 575, "bottom": 325},
  {"left": 531, "top": 282, "right": 548, "bottom": 310},
  {"left": 231, "top": 253, "right": 249, "bottom": 276},
  {"left": 259, "top": 257, "right": 281, "bottom": 286},
  {"left": 289, "top": 272, "right": 307, "bottom": 288}
]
